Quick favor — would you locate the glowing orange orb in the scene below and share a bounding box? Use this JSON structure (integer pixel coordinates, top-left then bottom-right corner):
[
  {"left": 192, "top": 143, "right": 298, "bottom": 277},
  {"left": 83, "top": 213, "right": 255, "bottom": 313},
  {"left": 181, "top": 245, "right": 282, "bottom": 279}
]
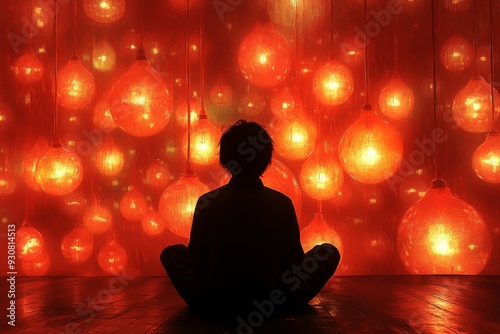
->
[
  {"left": 339, "top": 105, "right": 403, "bottom": 184},
  {"left": 182, "top": 117, "right": 222, "bottom": 166},
  {"left": 398, "top": 179, "right": 491, "bottom": 274},
  {"left": 61, "top": 227, "right": 94, "bottom": 263},
  {"left": 159, "top": 172, "right": 210, "bottom": 239},
  {"left": 299, "top": 153, "right": 344, "bottom": 201},
  {"left": 21, "top": 251, "right": 50, "bottom": 276},
  {"left": 313, "top": 60, "right": 354, "bottom": 106},
  {"left": 16, "top": 225, "right": 44, "bottom": 261},
  {"left": 472, "top": 131, "right": 500, "bottom": 183},
  {"left": 83, "top": 203, "right": 113, "bottom": 234},
  {"left": 209, "top": 80, "right": 234, "bottom": 106},
  {"left": 300, "top": 213, "right": 343, "bottom": 256},
  {"left": 0, "top": 169, "right": 17, "bottom": 196},
  {"left": 93, "top": 99, "right": 118, "bottom": 133},
  {"left": 175, "top": 97, "right": 200, "bottom": 128},
  {"left": 93, "top": 40, "right": 116, "bottom": 72},
  {"left": 93, "top": 136, "right": 125, "bottom": 176},
  {"left": 120, "top": 189, "right": 148, "bottom": 222},
  {"left": 22, "top": 139, "right": 50, "bottom": 191},
  {"left": 61, "top": 191, "right": 88, "bottom": 216},
  {"left": 98, "top": 241, "right": 128, "bottom": 274},
  {"left": 239, "top": 91, "right": 266, "bottom": 117},
  {"left": 440, "top": 35, "right": 472, "bottom": 72},
  {"left": 110, "top": 57, "right": 172, "bottom": 137},
  {"left": 443, "top": 0, "right": 471, "bottom": 12},
  {"left": 141, "top": 210, "right": 167, "bottom": 236},
  {"left": 145, "top": 161, "right": 171, "bottom": 189},
  {"left": 12, "top": 50, "right": 44, "bottom": 84},
  {"left": 452, "top": 73, "right": 500, "bottom": 133},
  {"left": 57, "top": 57, "right": 95, "bottom": 110},
  {"left": 83, "top": 0, "right": 126, "bottom": 23},
  {"left": 238, "top": 25, "right": 292, "bottom": 88},
  {"left": 0, "top": 99, "right": 14, "bottom": 132},
  {"left": 273, "top": 113, "right": 317, "bottom": 160},
  {"left": 35, "top": 143, "right": 83, "bottom": 196},
  {"left": 271, "top": 87, "right": 297, "bottom": 119},
  {"left": 378, "top": 74, "right": 415, "bottom": 120}
]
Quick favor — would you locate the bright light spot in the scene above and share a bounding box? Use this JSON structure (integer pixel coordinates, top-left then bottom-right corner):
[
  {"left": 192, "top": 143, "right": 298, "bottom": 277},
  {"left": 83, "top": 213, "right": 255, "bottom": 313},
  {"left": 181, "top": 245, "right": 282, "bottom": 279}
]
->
[
  {"left": 152, "top": 47, "right": 159, "bottom": 55},
  {"left": 22, "top": 238, "right": 40, "bottom": 255},
  {"left": 482, "top": 154, "right": 500, "bottom": 168},
  {"left": 69, "top": 80, "right": 82, "bottom": 97},
  {"left": 99, "top": 1, "right": 111, "bottom": 10},
  {"left": 480, "top": 56, "right": 487, "bottom": 62},
  {"left": 258, "top": 54, "right": 268, "bottom": 64},
  {"left": 452, "top": 51, "right": 462, "bottom": 58},
  {"left": 361, "top": 147, "right": 380, "bottom": 165},
  {"left": 429, "top": 224, "right": 456, "bottom": 255},
  {"left": 388, "top": 96, "right": 401, "bottom": 107}
]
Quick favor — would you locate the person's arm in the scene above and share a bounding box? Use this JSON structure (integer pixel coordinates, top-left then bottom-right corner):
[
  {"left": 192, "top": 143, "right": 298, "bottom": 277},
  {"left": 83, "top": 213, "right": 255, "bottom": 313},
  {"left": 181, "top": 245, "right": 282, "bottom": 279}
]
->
[
  {"left": 284, "top": 197, "right": 305, "bottom": 262},
  {"left": 187, "top": 196, "right": 208, "bottom": 271}
]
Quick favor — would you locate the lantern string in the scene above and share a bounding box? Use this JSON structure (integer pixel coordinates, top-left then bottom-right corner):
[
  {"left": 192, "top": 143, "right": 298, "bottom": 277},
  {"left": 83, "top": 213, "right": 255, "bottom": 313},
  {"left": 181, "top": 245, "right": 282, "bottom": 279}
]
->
[
  {"left": 139, "top": 0, "right": 145, "bottom": 52},
  {"left": 330, "top": 0, "right": 334, "bottom": 58},
  {"left": 52, "top": 0, "right": 58, "bottom": 139},
  {"left": 72, "top": 0, "right": 77, "bottom": 56},
  {"left": 362, "top": 0, "right": 369, "bottom": 104},
  {"left": 430, "top": 0, "right": 440, "bottom": 179},
  {"left": 489, "top": 0, "right": 496, "bottom": 131},
  {"left": 199, "top": 0, "right": 206, "bottom": 117},
  {"left": 471, "top": 0, "right": 477, "bottom": 70},
  {"left": 393, "top": 12, "right": 399, "bottom": 73},
  {"left": 186, "top": 0, "right": 192, "bottom": 171},
  {"left": 295, "top": 0, "right": 300, "bottom": 103},
  {"left": 317, "top": 200, "right": 323, "bottom": 215}
]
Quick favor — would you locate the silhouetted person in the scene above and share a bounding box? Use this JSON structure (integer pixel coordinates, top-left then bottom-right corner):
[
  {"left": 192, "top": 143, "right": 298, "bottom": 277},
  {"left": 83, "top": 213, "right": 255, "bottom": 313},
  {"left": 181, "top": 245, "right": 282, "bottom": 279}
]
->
[{"left": 161, "top": 120, "right": 340, "bottom": 316}]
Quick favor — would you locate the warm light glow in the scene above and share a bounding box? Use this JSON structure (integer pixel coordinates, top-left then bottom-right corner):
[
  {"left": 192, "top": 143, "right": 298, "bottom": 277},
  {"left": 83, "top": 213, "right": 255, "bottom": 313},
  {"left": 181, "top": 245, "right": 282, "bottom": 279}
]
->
[
  {"left": 0, "top": 99, "right": 13, "bottom": 132},
  {"left": 98, "top": 241, "right": 128, "bottom": 274},
  {"left": 61, "top": 227, "right": 94, "bottom": 263},
  {"left": 109, "top": 58, "right": 172, "bottom": 137},
  {"left": 32, "top": 5, "right": 49, "bottom": 28},
  {"left": 57, "top": 57, "right": 95, "bottom": 110},
  {"left": 61, "top": 191, "right": 88, "bottom": 216},
  {"left": 238, "top": 24, "right": 292, "bottom": 88},
  {"left": 93, "top": 136, "right": 124, "bottom": 176},
  {"left": 398, "top": 179, "right": 492, "bottom": 274},
  {"left": 299, "top": 152, "right": 344, "bottom": 200},
  {"left": 120, "top": 189, "right": 148, "bottom": 222},
  {"left": 300, "top": 213, "right": 343, "bottom": 256},
  {"left": 273, "top": 112, "right": 317, "bottom": 160},
  {"left": 83, "top": 203, "right": 113, "bottom": 234},
  {"left": 35, "top": 143, "right": 84, "bottom": 196},
  {"left": 0, "top": 169, "right": 17, "bottom": 196},
  {"left": 452, "top": 73, "right": 500, "bottom": 133},
  {"left": 239, "top": 90, "right": 265, "bottom": 117},
  {"left": 183, "top": 117, "right": 222, "bottom": 166},
  {"left": 22, "top": 139, "right": 50, "bottom": 191},
  {"left": 339, "top": 105, "right": 403, "bottom": 184},
  {"left": 378, "top": 75, "right": 415, "bottom": 120},
  {"left": 443, "top": 0, "right": 471, "bottom": 12},
  {"left": 93, "top": 99, "right": 118, "bottom": 133},
  {"left": 16, "top": 224, "right": 44, "bottom": 261},
  {"left": 83, "top": 0, "right": 126, "bottom": 23},
  {"left": 21, "top": 251, "right": 50, "bottom": 276},
  {"left": 12, "top": 50, "right": 44, "bottom": 84},
  {"left": 313, "top": 60, "right": 354, "bottom": 106},
  {"left": 472, "top": 131, "right": 500, "bottom": 183},
  {"left": 175, "top": 97, "right": 201, "bottom": 128},
  {"left": 93, "top": 40, "right": 116, "bottom": 72},
  {"left": 159, "top": 172, "right": 210, "bottom": 239},
  {"left": 141, "top": 210, "right": 166, "bottom": 236},
  {"left": 440, "top": 35, "right": 472, "bottom": 72},
  {"left": 271, "top": 87, "right": 297, "bottom": 119}
]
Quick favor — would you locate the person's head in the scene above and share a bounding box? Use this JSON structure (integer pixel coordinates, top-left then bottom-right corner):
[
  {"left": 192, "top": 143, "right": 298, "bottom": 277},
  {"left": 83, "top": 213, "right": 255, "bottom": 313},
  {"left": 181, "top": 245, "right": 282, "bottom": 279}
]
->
[{"left": 219, "top": 120, "right": 274, "bottom": 179}]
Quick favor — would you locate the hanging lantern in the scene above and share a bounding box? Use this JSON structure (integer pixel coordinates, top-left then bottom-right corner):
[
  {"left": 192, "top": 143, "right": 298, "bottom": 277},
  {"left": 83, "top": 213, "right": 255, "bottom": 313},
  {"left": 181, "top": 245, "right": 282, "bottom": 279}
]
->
[
  {"left": 378, "top": 74, "right": 415, "bottom": 120},
  {"left": 339, "top": 105, "right": 403, "bottom": 184},
  {"left": 93, "top": 40, "right": 116, "bottom": 72},
  {"left": 109, "top": 53, "right": 172, "bottom": 137},
  {"left": 11, "top": 50, "right": 44, "bottom": 84},
  {"left": 159, "top": 171, "right": 210, "bottom": 239},
  {"left": 238, "top": 90, "right": 266, "bottom": 117},
  {"left": 21, "top": 251, "right": 50, "bottom": 276},
  {"left": 83, "top": 203, "right": 113, "bottom": 234},
  {"left": 16, "top": 224, "right": 44, "bottom": 261},
  {"left": 35, "top": 141, "right": 83, "bottom": 196},
  {"left": 32, "top": 4, "right": 50, "bottom": 28},
  {"left": 300, "top": 213, "right": 344, "bottom": 256},
  {"left": 398, "top": 179, "right": 491, "bottom": 274},
  {"left": 472, "top": 131, "right": 500, "bottom": 183},
  {"left": 440, "top": 35, "right": 472, "bottom": 72},
  {"left": 0, "top": 168, "right": 17, "bottom": 196},
  {"left": 98, "top": 240, "right": 128, "bottom": 274},
  {"left": 175, "top": 97, "right": 201, "bottom": 129},
  {"left": 93, "top": 135, "right": 125, "bottom": 176},
  {"left": 271, "top": 87, "right": 297, "bottom": 119},
  {"left": 452, "top": 73, "right": 500, "bottom": 133},
  {"left": 93, "top": 99, "right": 118, "bottom": 133},
  {"left": 182, "top": 116, "right": 222, "bottom": 166},
  {"left": 141, "top": 210, "right": 167, "bottom": 236},
  {"left": 145, "top": 160, "right": 171, "bottom": 189},
  {"left": 22, "top": 139, "right": 50, "bottom": 191},
  {"left": 210, "top": 80, "right": 234, "bottom": 106},
  {"left": 61, "top": 226, "right": 94, "bottom": 264},
  {"left": 0, "top": 99, "right": 14, "bottom": 133},
  {"left": 207, "top": 79, "right": 236, "bottom": 127},
  {"left": 299, "top": 152, "right": 344, "bottom": 201},
  {"left": 57, "top": 56, "right": 95, "bottom": 110},
  {"left": 312, "top": 60, "right": 354, "bottom": 106},
  {"left": 119, "top": 189, "right": 148, "bottom": 222},
  {"left": 237, "top": 24, "right": 292, "bottom": 88},
  {"left": 443, "top": 0, "right": 472, "bottom": 12},
  {"left": 273, "top": 112, "right": 317, "bottom": 160},
  {"left": 61, "top": 191, "right": 88, "bottom": 216},
  {"left": 83, "top": 0, "right": 126, "bottom": 23}
]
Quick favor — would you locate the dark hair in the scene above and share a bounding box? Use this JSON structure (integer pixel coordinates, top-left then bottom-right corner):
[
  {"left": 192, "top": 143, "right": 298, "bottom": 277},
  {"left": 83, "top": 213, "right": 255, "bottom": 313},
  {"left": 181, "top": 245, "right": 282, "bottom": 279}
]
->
[{"left": 219, "top": 120, "right": 274, "bottom": 178}]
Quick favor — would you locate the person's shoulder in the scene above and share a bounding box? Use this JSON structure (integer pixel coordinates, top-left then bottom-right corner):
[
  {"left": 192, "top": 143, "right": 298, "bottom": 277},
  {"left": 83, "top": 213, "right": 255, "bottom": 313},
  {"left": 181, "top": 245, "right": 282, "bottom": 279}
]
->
[{"left": 262, "top": 186, "right": 293, "bottom": 204}]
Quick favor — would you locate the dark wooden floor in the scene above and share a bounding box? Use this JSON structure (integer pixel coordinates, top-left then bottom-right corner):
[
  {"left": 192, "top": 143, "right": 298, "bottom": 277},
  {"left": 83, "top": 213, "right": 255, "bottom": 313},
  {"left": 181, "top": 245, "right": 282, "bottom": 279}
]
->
[{"left": 1, "top": 276, "right": 499, "bottom": 333}]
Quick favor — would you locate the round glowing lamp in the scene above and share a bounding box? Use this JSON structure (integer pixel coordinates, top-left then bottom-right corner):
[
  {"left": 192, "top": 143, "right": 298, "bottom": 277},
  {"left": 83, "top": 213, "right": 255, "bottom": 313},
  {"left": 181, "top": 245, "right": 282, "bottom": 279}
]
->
[
  {"left": 110, "top": 52, "right": 172, "bottom": 137},
  {"left": 452, "top": 73, "right": 500, "bottom": 133},
  {"left": 440, "top": 35, "right": 472, "bottom": 72},
  {"left": 238, "top": 24, "right": 292, "bottom": 88},
  {"left": 61, "top": 191, "right": 88, "bottom": 216},
  {"left": 271, "top": 87, "right": 297, "bottom": 119},
  {"left": 21, "top": 251, "right": 50, "bottom": 276},
  {"left": 145, "top": 161, "right": 171, "bottom": 189},
  {"left": 339, "top": 104, "right": 404, "bottom": 184},
  {"left": 159, "top": 171, "right": 210, "bottom": 239},
  {"left": 12, "top": 50, "right": 44, "bottom": 84},
  {"left": 273, "top": 112, "right": 317, "bottom": 160},
  {"left": 239, "top": 90, "right": 266, "bottom": 117},
  {"left": 61, "top": 226, "right": 94, "bottom": 263},
  {"left": 120, "top": 189, "right": 148, "bottom": 222},
  {"left": 93, "top": 99, "right": 118, "bottom": 133},
  {"left": 175, "top": 97, "right": 200, "bottom": 129},
  {"left": 182, "top": 116, "right": 222, "bottom": 166},
  {"left": 16, "top": 224, "right": 44, "bottom": 261},
  {"left": 83, "top": 203, "right": 113, "bottom": 234},
  {"left": 57, "top": 56, "right": 95, "bottom": 110},
  {"left": 313, "top": 60, "right": 354, "bottom": 106},
  {"left": 35, "top": 141, "right": 83, "bottom": 196},
  {"left": 398, "top": 179, "right": 491, "bottom": 274},
  {"left": 93, "top": 135, "right": 124, "bottom": 176},
  {"left": 299, "top": 153, "right": 344, "bottom": 201},
  {"left": 83, "top": 0, "right": 126, "bottom": 23},
  {"left": 472, "top": 131, "right": 500, "bottom": 183},
  {"left": 93, "top": 40, "right": 116, "bottom": 72},
  {"left": 98, "top": 241, "right": 128, "bottom": 274},
  {"left": 378, "top": 74, "right": 415, "bottom": 120},
  {"left": 300, "top": 213, "right": 343, "bottom": 256},
  {"left": 141, "top": 210, "right": 166, "bottom": 236}
]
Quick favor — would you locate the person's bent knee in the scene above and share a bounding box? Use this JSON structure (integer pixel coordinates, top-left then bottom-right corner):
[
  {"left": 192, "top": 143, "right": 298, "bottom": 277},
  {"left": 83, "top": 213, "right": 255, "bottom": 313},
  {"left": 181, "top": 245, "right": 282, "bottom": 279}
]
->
[{"left": 160, "top": 244, "right": 187, "bottom": 264}]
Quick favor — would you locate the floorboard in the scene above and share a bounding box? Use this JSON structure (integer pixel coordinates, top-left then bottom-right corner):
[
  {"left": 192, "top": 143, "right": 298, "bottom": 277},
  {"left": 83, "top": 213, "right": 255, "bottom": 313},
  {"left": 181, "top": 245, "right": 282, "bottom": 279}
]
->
[{"left": 1, "top": 276, "right": 499, "bottom": 333}]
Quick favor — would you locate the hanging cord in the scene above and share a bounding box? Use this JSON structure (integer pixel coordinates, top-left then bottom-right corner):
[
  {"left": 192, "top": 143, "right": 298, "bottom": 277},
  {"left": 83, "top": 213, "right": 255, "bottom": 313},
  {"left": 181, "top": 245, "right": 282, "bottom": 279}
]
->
[
  {"left": 430, "top": 0, "right": 440, "bottom": 179},
  {"left": 489, "top": 0, "right": 496, "bottom": 131},
  {"left": 72, "top": 0, "right": 77, "bottom": 56},
  {"left": 317, "top": 200, "right": 323, "bottom": 215},
  {"left": 52, "top": 0, "right": 58, "bottom": 139},
  {"left": 139, "top": 0, "right": 145, "bottom": 53},
  {"left": 330, "top": 0, "right": 335, "bottom": 59},
  {"left": 393, "top": 11, "right": 399, "bottom": 74},
  {"left": 471, "top": 0, "right": 477, "bottom": 70},
  {"left": 363, "top": 0, "right": 369, "bottom": 104},
  {"left": 199, "top": 0, "right": 207, "bottom": 118},
  {"left": 185, "top": 0, "right": 192, "bottom": 172}
]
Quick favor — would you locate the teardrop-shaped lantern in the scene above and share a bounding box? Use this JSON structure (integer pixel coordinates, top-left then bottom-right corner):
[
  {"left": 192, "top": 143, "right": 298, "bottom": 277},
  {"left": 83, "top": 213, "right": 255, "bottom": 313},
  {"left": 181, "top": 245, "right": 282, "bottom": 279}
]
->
[
  {"left": 440, "top": 35, "right": 472, "bottom": 72},
  {"left": 378, "top": 74, "right": 415, "bottom": 120},
  {"left": 57, "top": 56, "right": 95, "bottom": 110},
  {"left": 300, "top": 213, "right": 344, "bottom": 256},
  {"left": 12, "top": 50, "right": 44, "bottom": 84},
  {"left": 16, "top": 223, "right": 44, "bottom": 261},
  {"left": 83, "top": 0, "right": 126, "bottom": 23},
  {"left": 98, "top": 240, "right": 128, "bottom": 274},
  {"left": 93, "top": 135, "right": 125, "bottom": 176},
  {"left": 472, "top": 131, "right": 500, "bottom": 183},
  {"left": 299, "top": 151, "right": 344, "bottom": 201},
  {"left": 313, "top": 60, "right": 354, "bottom": 106},
  {"left": 61, "top": 226, "right": 94, "bottom": 264},
  {"left": 273, "top": 111, "right": 317, "bottom": 161},
  {"left": 182, "top": 116, "right": 222, "bottom": 166}
]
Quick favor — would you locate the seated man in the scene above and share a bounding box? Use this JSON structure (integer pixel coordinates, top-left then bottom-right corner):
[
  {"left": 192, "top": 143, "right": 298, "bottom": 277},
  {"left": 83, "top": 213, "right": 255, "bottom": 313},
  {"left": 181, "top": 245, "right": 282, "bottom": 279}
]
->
[{"left": 161, "top": 120, "right": 340, "bottom": 315}]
